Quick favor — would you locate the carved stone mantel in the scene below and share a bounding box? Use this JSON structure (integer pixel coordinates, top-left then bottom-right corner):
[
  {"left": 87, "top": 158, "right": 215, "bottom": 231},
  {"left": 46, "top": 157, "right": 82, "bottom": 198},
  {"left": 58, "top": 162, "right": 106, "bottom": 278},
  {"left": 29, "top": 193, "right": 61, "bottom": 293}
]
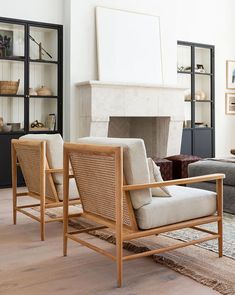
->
[{"left": 76, "top": 80, "right": 185, "bottom": 158}]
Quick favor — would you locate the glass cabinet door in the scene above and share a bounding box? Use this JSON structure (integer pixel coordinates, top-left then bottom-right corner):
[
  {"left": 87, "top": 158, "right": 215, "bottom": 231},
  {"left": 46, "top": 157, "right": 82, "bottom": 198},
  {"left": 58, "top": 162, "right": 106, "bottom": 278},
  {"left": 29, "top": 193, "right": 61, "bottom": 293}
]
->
[
  {"left": 28, "top": 26, "right": 59, "bottom": 132},
  {"left": 0, "top": 22, "right": 25, "bottom": 133},
  {"left": 177, "top": 44, "right": 192, "bottom": 128}
]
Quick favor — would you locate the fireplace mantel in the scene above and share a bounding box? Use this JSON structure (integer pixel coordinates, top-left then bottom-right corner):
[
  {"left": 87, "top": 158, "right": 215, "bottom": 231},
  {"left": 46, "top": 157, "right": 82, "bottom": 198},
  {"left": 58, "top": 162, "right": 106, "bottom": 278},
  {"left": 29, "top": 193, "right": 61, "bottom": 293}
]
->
[{"left": 76, "top": 80, "right": 186, "bottom": 157}]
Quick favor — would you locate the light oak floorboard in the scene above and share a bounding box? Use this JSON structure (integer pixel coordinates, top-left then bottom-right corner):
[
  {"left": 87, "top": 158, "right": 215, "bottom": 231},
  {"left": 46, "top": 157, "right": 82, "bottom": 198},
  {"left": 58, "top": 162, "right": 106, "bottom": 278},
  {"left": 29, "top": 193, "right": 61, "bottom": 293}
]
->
[{"left": 0, "top": 188, "right": 219, "bottom": 295}]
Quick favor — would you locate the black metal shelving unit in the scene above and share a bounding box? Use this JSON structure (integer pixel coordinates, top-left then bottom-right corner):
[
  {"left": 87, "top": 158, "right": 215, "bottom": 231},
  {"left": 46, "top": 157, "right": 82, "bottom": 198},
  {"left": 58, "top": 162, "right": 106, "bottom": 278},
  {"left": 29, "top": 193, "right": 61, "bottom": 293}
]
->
[
  {"left": 0, "top": 16, "right": 63, "bottom": 187},
  {"left": 177, "top": 41, "right": 215, "bottom": 158}
]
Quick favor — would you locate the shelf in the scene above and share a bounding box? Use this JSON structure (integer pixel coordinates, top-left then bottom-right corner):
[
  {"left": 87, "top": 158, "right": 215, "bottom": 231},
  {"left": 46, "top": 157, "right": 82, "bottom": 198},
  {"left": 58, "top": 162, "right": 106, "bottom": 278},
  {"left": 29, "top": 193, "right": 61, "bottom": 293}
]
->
[
  {"left": 0, "top": 56, "right": 25, "bottom": 62},
  {"left": 29, "top": 95, "right": 58, "bottom": 99},
  {"left": 195, "top": 72, "right": 212, "bottom": 76},
  {"left": 177, "top": 71, "right": 192, "bottom": 75},
  {"left": 195, "top": 99, "right": 213, "bottom": 103},
  {"left": 28, "top": 130, "right": 58, "bottom": 134},
  {"left": 0, "top": 94, "right": 25, "bottom": 98},
  {"left": 30, "top": 59, "right": 58, "bottom": 64}
]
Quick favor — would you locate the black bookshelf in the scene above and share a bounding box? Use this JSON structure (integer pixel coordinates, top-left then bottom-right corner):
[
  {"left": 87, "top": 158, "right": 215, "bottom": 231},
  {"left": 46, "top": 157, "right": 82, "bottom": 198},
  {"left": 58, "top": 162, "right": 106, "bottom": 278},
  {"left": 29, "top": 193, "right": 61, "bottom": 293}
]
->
[
  {"left": 177, "top": 41, "right": 215, "bottom": 158},
  {"left": 0, "top": 16, "right": 63, "bottom": 187}
]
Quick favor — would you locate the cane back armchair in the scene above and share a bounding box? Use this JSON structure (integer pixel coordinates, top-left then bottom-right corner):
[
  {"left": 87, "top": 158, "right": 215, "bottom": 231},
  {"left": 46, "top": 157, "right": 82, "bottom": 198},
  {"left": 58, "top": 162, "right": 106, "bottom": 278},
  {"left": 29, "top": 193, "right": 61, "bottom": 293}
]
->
[
  {"left": 12, "top": 134, "right": 80, "bottom": 241},
  {"left": 63, "top": 138, "right": 224, "bottom": 287}
]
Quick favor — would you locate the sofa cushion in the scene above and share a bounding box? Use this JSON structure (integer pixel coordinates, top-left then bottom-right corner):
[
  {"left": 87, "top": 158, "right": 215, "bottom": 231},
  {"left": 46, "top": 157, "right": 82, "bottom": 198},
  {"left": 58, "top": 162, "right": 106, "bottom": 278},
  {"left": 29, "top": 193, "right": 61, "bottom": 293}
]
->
[
  {"left": 56, "top": 178, "right": 79, "bottom": 201},
  {"left": 188, "top": 160, "right": 235, "bottom": 186},
  {"left": 20, "top": 134, "right": 63, "bottom": 184},
  {"left": 147, "top": 158, "right": 171, "bottom": 197},
  {"left": 135, "top": 185, "right": 217, "bottom": 229},
  {"left": 77, "top": 137, "right": 152, "bottom": 209}
]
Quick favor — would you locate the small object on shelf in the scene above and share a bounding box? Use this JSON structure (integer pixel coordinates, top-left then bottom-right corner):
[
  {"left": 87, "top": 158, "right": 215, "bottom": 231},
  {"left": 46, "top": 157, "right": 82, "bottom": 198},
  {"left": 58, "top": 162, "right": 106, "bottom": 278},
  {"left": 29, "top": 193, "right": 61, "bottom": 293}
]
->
[
  {"left": 46, "top": 113, "right": 56, "bottom": 131},
  {"left": 36, "top": 85, "right": 53, "bottom": 96},
  {"left": 29, "top": 88, "right": 37, "bottom": 96},
  {"left": 231, "top": 149, "right": 235, "bottom": 156},
  {"left": 184, "top": 120, "right": 191, "bottom": 128},
  {"left": 195, "top": 122, "right": 208, "bottom": 128},
  {"left": 7, "top": 122, "right": 21, "bottom": 132},
  {"left": 0, "top": 30, "right": 13, "bottom": 57},
  {"left": 0, "top": 79, "right": 20, "bottom": 95},
  {"left": 184, "top": 66, "right": 191, "bottom": 71},
  {"left": 29, "top": 34, "right": 52, "bottom": 61},
  {"left": 31, "top": 120, "right": 45, "bottom": 129},
  {"left": 0, "top": 117, "right": 3, "bottom": 131},
  {"left": 195, "top": 64, "right": 206, "bottom": 73},
  {"left": 195, "top": 90, "right": 207, "bottom": 100},
  {"left": 2, "top": 124, "right": 12, "bottom": 132}
]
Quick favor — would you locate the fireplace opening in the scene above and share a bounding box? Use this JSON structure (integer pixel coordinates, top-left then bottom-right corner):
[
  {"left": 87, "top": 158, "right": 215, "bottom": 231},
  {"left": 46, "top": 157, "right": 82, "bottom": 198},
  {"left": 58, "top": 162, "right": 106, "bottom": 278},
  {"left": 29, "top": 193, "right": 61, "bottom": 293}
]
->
[{"left": 108, "top": 116, "right": 170, "bottom": 158}]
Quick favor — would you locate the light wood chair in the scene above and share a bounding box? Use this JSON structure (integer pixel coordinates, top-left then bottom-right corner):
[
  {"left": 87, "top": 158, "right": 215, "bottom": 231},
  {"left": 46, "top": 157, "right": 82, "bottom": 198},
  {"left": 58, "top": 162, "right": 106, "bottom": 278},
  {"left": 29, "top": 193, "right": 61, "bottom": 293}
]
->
[
  {"left": 12, "top": 138, "right": 80, "bottom": 241},
  {"left": 63, "top": 141, "right": 224, "bottom": 287}
]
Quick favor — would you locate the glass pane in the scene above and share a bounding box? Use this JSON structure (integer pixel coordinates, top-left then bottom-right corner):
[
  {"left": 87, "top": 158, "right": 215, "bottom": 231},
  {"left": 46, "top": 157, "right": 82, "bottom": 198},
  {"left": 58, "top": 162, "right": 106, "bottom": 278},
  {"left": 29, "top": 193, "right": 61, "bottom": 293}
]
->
[
  {"left": 178, "top": 75, "right": 192, "bottom": 128},
  {"left": 195, "top": 102, "right": 211, "bottom": 128},
  {"left": 29, "top": 26, "right": 58, "bottom": 62},
  {"left": 195, "top": 75, "right": 211, "bottom": 100},
  {"left": 29, "top": 97, "right": 57, "bottom": 131},
  {"left": 0, "top": 96, "right": 24, "bottom": 132},
  {"left": 0, "top": 60, "right": 24, "bottom": 95},
  {"left": 177, "top": 45, "right": 191, "bottom": 72},
  {"left": 0, "top": 22, "right": 24, "bottom": 58},
  {"left": 195, "top": 47, "right": 210, "bottom": 74},
  {"left": 29, "top": 63, "right": 57, "bottom": 96}
]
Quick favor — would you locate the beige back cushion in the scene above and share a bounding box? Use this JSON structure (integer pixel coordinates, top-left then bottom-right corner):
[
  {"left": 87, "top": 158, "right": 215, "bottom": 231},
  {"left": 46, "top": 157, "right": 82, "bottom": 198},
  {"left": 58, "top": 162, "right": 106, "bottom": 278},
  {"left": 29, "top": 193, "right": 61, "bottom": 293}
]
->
[
  {"left": 20, "top": 134, "right": 64, "bottom": 184},
  {"left": 77, "top": 137, "right": 152, "bottom": 209}
]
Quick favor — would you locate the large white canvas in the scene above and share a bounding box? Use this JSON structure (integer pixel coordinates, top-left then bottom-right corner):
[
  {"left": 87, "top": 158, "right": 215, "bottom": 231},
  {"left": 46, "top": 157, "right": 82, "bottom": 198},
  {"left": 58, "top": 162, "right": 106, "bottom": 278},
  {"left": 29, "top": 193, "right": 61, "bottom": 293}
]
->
[{"left": 96, "top": 7, "right": 163, "bottom": 84}]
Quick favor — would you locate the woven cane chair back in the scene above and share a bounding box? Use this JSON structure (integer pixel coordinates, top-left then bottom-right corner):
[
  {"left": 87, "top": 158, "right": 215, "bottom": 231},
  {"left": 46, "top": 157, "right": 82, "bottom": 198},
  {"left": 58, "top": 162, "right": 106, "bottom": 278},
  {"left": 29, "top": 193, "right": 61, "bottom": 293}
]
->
[
  {"left": 68, "top": 147, "right": 135, "bottom": 228},
  {"left": 13, "top": 141, "right": 56, "bottom": 200}
]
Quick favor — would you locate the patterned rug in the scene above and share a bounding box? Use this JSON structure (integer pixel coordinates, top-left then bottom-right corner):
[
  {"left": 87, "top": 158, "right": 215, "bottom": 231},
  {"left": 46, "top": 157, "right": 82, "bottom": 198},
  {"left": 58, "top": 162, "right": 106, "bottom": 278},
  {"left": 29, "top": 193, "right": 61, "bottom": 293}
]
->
[
  {"left": 164, "top": 213, "right": 235, "bottom": 259},
  {"left": 42, "top": 207, "right": 235, "bottom": 294}
]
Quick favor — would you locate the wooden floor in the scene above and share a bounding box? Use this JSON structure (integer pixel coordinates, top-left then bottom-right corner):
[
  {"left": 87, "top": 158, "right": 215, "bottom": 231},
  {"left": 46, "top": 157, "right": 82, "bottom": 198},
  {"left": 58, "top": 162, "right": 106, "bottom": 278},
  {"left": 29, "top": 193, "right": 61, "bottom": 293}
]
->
[{"left": 0, "top": 188, "right": 219, "bottom": 295}]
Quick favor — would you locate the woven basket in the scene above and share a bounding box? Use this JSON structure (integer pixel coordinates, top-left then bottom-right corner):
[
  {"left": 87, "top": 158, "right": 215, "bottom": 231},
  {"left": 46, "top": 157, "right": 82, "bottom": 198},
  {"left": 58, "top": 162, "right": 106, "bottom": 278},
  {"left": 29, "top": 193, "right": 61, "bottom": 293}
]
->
[{"left": 0, "top": 79, "right": 20, "bottom": 95}]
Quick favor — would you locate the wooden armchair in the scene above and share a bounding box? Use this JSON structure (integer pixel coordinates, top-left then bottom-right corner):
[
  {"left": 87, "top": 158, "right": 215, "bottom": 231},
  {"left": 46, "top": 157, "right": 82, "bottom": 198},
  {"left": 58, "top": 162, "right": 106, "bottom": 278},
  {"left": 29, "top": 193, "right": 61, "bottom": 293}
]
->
[
  {"left": 63, "top": 138, "right": 224, "bottom": 287},
  {"left": 11, "top": 134, "right": 80, "bottom": 241}
]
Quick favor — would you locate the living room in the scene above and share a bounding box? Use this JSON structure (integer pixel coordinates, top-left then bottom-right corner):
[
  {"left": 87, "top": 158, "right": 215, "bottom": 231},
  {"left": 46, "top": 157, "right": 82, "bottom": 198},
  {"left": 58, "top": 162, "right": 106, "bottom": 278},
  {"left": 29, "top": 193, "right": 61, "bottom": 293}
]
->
[{"left": 0, "top": 0, "right": 235, "bottom": 294}]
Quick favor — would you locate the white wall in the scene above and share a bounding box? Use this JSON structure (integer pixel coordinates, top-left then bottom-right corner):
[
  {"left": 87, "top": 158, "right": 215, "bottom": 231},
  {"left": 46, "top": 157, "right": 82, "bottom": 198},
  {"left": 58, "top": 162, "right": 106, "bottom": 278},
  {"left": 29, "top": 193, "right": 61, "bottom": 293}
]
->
[
  {"left": 67, "top": 0, "right": 235, "bottom": 156},
  {"left": 0, "top": 0, "right": 64, "bottom": 24}
]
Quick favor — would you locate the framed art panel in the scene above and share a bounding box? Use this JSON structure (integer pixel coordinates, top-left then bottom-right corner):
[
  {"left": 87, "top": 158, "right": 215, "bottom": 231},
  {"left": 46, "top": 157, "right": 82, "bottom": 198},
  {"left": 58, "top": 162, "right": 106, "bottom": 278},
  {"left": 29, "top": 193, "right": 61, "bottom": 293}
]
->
[
  {"left": 96, "top": 7, "right": 163, "bottom": 84},
  {"left": 225, "top": 93, "right": 235, "bottom": 114},
  {"left": 226, "top": 60, "right": 235, "bottom": 89}
]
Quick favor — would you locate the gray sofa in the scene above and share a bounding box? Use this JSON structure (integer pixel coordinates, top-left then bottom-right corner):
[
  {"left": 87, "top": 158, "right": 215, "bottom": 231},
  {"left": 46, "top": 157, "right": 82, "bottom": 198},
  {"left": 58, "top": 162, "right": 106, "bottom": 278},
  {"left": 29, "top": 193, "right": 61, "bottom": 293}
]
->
[{"left": 188, "top": 160, "right": 235, "bottom": 214}]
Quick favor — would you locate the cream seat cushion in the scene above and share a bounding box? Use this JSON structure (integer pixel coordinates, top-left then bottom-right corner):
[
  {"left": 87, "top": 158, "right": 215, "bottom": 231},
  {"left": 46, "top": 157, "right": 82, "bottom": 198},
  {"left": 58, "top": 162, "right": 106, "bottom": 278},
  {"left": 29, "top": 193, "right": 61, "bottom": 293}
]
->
[
  {"left": 135, "top": 185, "right": 217, "bottom": 229},
  {"left": 77, "top": 137, "right": 152, "bottom": 209},
  {"left": 20, "top": 134, "right": 79, "bottom": 201}
]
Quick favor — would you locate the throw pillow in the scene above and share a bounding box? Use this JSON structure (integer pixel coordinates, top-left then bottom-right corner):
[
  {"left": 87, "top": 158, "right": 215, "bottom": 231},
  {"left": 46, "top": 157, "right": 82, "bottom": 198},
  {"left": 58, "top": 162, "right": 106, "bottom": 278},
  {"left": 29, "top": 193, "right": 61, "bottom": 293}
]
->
[{"left": 147, "top": 158, "right": 171, "bottom": 197}]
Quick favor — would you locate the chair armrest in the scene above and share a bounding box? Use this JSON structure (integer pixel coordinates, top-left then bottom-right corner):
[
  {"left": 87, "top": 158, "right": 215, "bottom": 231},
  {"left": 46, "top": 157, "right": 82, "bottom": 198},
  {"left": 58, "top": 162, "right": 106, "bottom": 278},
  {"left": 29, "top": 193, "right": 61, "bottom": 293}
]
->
[{"left": 123, "top": 173, "right": 225, "bottom": 191}]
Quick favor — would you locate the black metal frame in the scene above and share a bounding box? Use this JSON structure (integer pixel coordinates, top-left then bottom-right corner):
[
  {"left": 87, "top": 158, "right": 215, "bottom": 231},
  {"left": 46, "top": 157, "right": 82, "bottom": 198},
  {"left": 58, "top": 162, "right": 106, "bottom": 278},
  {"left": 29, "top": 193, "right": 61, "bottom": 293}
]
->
[
  {"left": 0, "top": 16, "right": 63, "bottom": 187},
  {"left": 178, "top": 40, "right": 215, "bottom": 158}
]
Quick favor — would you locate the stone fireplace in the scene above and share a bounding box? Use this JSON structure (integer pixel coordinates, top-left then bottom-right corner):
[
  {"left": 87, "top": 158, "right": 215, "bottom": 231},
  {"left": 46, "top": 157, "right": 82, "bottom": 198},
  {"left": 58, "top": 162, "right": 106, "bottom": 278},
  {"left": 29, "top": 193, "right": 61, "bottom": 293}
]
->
[{"left": 76, "top": 81, "right": 185, "bottom": 158}]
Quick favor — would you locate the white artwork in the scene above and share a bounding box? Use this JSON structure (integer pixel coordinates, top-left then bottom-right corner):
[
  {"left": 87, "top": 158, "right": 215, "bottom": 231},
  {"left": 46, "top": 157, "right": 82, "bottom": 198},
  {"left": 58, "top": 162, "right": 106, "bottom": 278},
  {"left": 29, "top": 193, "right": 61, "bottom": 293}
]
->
[{"left": 96, "top": 7, "right": 163, "bottom": 84}]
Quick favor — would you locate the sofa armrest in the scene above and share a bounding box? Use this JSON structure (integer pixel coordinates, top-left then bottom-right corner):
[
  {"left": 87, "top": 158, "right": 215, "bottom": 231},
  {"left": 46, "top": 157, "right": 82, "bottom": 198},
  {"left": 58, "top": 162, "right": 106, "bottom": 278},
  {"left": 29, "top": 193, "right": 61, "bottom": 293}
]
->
[{"left": 123, "top": 173, "right": 225, "bottom": 191}]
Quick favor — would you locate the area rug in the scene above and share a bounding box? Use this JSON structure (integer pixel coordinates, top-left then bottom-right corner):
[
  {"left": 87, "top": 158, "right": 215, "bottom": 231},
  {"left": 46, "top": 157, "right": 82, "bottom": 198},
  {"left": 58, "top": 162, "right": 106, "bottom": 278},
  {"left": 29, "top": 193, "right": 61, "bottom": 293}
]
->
[{"left": 42, "top": 207, "right": 235, "bottom": 294}]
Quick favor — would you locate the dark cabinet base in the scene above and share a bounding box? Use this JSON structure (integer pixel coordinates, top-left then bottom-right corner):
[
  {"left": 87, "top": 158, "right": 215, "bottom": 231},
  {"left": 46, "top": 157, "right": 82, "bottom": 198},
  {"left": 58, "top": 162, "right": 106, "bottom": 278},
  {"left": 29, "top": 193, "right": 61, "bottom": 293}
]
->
[{"left": 0, "top": 134, "right": 25, "bottom": 187}]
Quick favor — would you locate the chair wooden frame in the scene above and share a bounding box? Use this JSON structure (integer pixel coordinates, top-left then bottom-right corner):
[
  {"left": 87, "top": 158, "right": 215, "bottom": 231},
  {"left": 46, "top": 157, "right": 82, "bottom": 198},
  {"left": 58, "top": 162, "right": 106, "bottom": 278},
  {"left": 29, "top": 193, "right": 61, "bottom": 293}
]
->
[
  {"left": 11, "top": 139, "right": 81, "bottom": 241},
  {"left": 63, "top": 143, "right": 224, "bottom": 287}
]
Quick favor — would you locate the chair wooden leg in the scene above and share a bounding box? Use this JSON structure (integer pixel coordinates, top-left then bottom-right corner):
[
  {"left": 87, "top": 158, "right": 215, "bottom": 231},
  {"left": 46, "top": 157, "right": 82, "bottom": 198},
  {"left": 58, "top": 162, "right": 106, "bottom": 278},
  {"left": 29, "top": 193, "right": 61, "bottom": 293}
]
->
[
  {"left": 116, "top": 237, "right": 123, "bottom": 288},
  {"left": 40, "top": 196, "right": 45, "bottom": 241},
  {"left": 218, "top": 219, "right": 223, "bottom": 257},
  {"left": 216, "top": 178, "right": 223, "bottom": 257},
  {"left": 11, "top": 143, "right": 17, "bottom": 225},
  {"left": 63, "top": 147, "right": 69, "bottom": 256}
]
